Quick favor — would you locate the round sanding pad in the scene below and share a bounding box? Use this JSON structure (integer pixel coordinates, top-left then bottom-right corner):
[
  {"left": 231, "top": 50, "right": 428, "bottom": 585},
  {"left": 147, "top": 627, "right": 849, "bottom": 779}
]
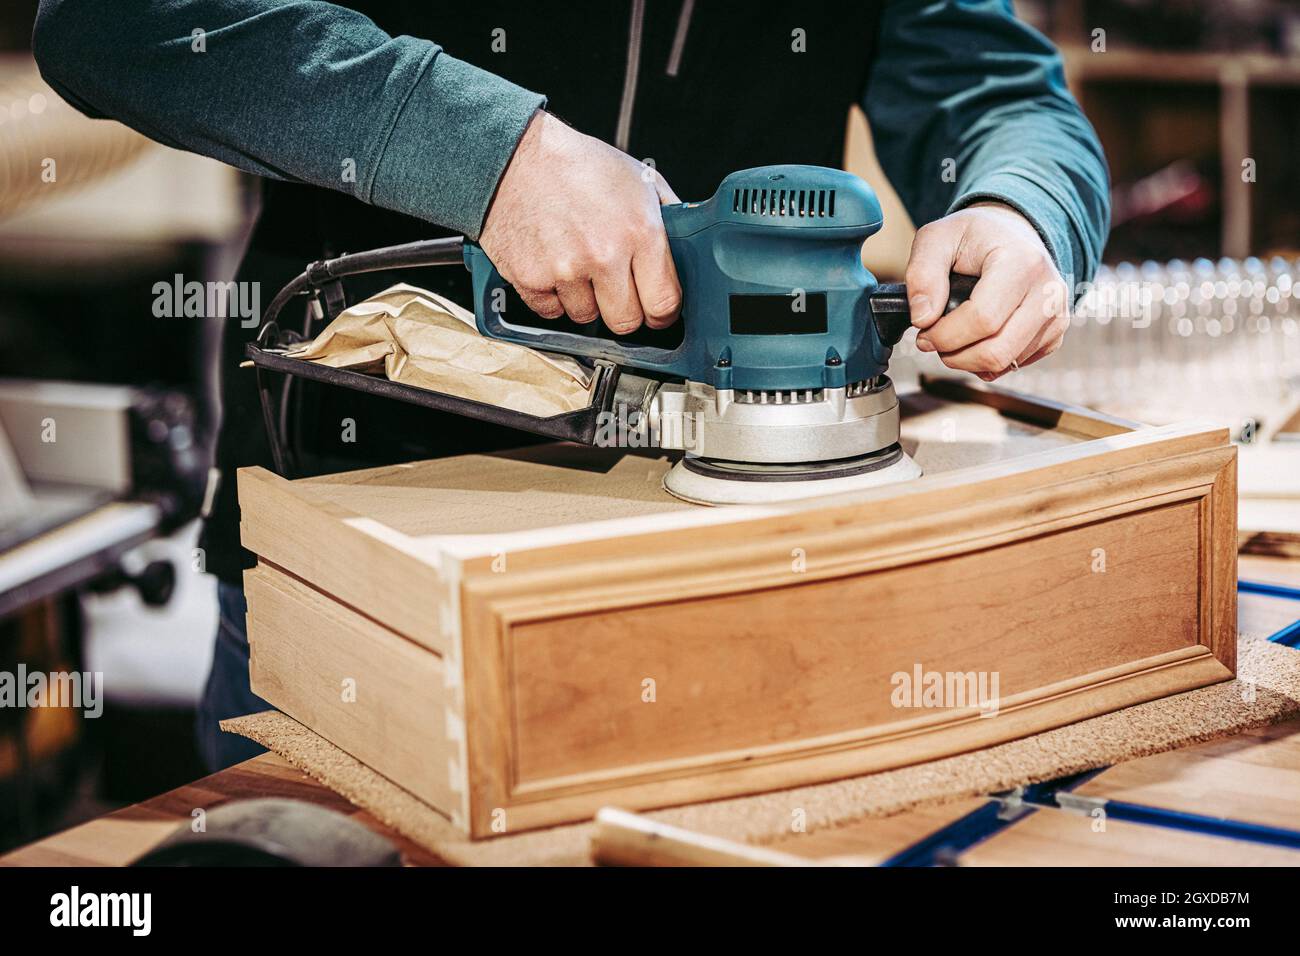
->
[{"left": 663, "top": 447, "right": 923, "bottom": 506}]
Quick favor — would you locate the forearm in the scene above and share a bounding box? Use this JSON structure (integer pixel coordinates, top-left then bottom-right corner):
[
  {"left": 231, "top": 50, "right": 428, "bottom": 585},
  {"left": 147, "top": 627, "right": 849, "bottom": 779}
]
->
[
  {"left": 863, "top": 0, "right": 1109, "bottom": 285},
  {"left": 32, "top": 0, "right": 545, "bottom": 238}
]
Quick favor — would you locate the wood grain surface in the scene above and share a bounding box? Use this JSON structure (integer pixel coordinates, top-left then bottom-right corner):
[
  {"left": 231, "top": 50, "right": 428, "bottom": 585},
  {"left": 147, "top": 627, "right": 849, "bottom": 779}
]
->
[
  {"left": 235, "top": 380, "right": 1238, "bottom": 835},
  {"left": 244, "top": 565, "right": 461, "bottom": 817}
]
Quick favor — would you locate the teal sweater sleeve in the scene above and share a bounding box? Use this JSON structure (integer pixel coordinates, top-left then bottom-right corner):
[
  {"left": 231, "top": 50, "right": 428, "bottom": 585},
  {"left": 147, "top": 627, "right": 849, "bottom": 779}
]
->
[
  {"left": 863, "top": 0, "right": 1110, "bottom": 285},
  {"left": 32, "top": 0, "right": 546, "bottom": 239}
]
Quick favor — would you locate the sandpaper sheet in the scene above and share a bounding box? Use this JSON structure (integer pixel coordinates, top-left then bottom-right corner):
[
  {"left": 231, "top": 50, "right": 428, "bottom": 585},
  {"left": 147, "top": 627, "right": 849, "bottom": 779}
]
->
[
  {"left": 223, "top": 635, "right": 1300, "bottom": 867},
  {"left": 288, "top": 284, "right": 596, "bottom": 417}
]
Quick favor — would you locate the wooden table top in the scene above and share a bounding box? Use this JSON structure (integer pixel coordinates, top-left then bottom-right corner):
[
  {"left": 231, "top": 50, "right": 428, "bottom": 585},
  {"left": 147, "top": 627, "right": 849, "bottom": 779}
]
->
[
  {"left": 9, "top": 716, "right": 1300, "bottom": 868},
  {"left": 0, "top": 751, "right": 445, "bottom": 867}
]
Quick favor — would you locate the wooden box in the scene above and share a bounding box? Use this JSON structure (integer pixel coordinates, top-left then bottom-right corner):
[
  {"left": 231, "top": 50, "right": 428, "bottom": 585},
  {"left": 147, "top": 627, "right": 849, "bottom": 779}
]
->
[{"left": 237, "top": 379, "right": 1237, "bottom": 837}]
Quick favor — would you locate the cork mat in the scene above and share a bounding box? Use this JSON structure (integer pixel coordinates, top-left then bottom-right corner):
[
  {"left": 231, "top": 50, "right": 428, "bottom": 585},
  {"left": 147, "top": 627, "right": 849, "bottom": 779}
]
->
[{"left": 222, "top": 635, "right": 1300, "bottom": 866}]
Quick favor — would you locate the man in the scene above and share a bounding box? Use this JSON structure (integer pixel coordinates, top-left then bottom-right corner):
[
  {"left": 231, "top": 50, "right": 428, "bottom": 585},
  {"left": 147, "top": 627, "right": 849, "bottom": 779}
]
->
[{"left": 32, "top": 0, "right": 1109, "bottom": 770}]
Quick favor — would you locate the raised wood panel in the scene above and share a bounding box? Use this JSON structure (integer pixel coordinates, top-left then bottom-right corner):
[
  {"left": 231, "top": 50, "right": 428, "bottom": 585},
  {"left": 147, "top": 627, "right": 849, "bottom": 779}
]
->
[
  {"left": 507, "top": 500, "right": 1202, "bottom": 785},
  {"left": 455, "top": 426, "right": 1234, "bottom": 833},
  {"left": 475, "top": 647, "right": 1229, "bottom": 836},
  {"left": 244, "top": 565, "right": 459, "bottom": 816}
]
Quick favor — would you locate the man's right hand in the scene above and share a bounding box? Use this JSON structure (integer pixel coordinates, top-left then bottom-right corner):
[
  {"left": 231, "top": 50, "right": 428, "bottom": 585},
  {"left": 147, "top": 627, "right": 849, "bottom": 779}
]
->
[{"left": 478, "top": 110, "right": 682, "bottom": 335}]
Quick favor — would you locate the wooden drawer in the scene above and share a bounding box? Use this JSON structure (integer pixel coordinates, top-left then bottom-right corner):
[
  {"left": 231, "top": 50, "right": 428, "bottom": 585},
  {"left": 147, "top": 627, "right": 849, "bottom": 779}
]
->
[{"left": 238, "top": 379, "right": 1237, "bottom": 837}]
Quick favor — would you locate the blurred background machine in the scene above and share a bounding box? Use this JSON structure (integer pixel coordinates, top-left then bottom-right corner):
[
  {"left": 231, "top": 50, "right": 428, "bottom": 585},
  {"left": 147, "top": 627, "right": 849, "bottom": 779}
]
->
[
  {"left": 0, "top": 3, "right": 253, "bottom": 850},
  {"left": 1, "top": 0, "right": 1300, "bottom": 853}
]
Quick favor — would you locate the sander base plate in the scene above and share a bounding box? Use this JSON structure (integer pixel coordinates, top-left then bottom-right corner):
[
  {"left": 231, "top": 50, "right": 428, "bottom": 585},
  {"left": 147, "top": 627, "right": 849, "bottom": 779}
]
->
[{"left": 663, "top": 444, "right": 923, "bottom": 506}]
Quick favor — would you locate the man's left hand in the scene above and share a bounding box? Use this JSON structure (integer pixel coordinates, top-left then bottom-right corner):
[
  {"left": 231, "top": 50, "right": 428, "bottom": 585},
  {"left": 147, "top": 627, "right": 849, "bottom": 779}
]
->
[{"left": 904, "top": 203, "right": 1070, "bottom": 381}]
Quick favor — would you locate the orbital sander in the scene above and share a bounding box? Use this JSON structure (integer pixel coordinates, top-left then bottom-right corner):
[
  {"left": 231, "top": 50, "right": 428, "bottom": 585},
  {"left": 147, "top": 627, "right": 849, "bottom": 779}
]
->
[{"left": 248, "top": 165, "right": 974, "bottom": 505}]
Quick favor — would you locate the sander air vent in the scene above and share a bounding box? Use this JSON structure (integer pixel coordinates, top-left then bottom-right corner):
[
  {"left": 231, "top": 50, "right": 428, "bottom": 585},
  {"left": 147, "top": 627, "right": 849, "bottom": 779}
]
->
[{"left": 732, "top": 187, "right": 836, "bottom": 219}]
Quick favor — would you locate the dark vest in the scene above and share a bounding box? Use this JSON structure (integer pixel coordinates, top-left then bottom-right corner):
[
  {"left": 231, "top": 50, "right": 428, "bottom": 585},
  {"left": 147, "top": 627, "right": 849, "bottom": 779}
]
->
[{"left": 253, "top": 0, "right": 884, "bottom": 254}]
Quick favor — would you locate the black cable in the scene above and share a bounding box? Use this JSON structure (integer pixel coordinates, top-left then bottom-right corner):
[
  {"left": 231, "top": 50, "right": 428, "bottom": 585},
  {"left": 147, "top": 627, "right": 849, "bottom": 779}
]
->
[{"left": 253, "top": 237, "right": 467, "bottom": 477}]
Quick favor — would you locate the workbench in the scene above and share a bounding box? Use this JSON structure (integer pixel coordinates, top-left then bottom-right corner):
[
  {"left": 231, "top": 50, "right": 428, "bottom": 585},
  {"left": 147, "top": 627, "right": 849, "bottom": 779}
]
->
[
  {"left": 3, "top": 716, "right": 1298, "bottom": 867},
  {"left": 2, "top": 554, "right": 1297, "bottom": 867},
  {"left": 0, "top": 751, "right": 442, "bottom": 867}
]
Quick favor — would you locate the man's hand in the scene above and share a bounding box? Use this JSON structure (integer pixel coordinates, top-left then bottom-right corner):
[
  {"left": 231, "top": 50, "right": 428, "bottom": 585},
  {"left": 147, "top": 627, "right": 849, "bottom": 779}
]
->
[
  {"left": 478, "top": 110, "right": 682, "bottom": 335},
  {"left": 906, "top": 203, "right": 1069, "bottom": 381}
]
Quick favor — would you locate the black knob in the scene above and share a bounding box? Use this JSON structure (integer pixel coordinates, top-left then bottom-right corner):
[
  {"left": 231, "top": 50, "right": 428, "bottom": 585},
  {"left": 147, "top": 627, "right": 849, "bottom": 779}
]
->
[{"left": 869, "top": 273, "right": 978, "bottom": 348}]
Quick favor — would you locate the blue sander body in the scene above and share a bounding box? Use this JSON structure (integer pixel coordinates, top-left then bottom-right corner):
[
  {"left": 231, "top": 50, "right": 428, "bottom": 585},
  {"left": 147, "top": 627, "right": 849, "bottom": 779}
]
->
[{"left": 250, "top": 166, "right": 974, "bottom": 504}]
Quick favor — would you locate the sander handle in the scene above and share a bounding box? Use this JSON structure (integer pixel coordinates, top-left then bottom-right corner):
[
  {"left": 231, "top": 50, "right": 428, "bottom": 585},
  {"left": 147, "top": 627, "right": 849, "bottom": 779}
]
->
[{"left": 869, "top": 273, "right": 979, "bottom": 349}]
